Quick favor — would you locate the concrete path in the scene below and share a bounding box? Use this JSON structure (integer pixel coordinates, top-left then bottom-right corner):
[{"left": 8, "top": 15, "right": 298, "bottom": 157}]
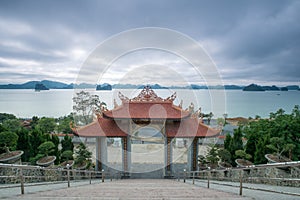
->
[{"left": 9, "top": 179, "right": 251, "bottom": 200}]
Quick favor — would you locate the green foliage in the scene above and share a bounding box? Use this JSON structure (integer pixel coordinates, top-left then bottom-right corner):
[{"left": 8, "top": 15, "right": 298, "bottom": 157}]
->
[
  {"left": 198, "top": 155, "right": 208, "bottom": 165},
  {"left": 16, "top": 127, "right": 31, "bottom": 161},
  {"left": 218, "top": 148, "right": 231, "bottom": 162},
  {"left": 50, "top": 134, "right": 60, "bottom": 164},
  {"left": 266, "top": 137, "right": 295, "bottom": 158},
  {"left": 38, "top": 141, "right": 55, "bottom": 157},
  {"left": 73, "top": 91, "right": 106, "bottom": 125},
  {"left": 30, "top": 116, "right": 39, "bottom": 129},
  {"left": 75, "top": 142, "right": 92, "bottom": 166},
  {"left": 61, "top": 135, "right": 74, "bottom": 152},
  {"left": 231, "top": 127, "right": 244, "bottom": 152},
  {"left": 29, "top": 153, "right": 44, "bottom": 165},
  {"left": 224, "top": 133, "right": 232, "bottom": 151},
  {"left": 244, "top": 105, "right": 300, "bottom": 163},
  {"left": 224, "top": 127, "right": 244, "bottom": 165},
  {"left": 205, "top": 144, "right": 219, "bottom": 165},
  {"left": 2, "top": 119, "right": 21, "bottom": 132},
  {"left": 0, "top": 131, "right": 19, "bottom": 153},
  {"left": 36, "top": 117, "right": 56, "bottom": 133},
  {"left": 61, "top": 150, "right": 73, "bottom": 162},
  {"left": 235, "top": 149, "right": 252, "bottom": 160},
  {"left": 254, "top": 135, "right": 268, "bottom": 164},
  {"left": 57, "top": 115, "right": 73, "bottom": 133},
  {"left": 0, "top": 113, "right": 16, "bottom": 123},
  {"left": 28, "top": 128, "right": 46, "bottom": 158}
]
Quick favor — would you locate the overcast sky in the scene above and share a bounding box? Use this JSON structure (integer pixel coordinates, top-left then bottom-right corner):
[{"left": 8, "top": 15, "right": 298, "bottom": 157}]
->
[{"left": 0, "top": 0, "right": 299, "bottom": 86}]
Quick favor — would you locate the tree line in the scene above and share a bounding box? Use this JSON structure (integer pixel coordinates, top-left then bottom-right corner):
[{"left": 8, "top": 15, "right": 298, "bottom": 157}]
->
[{"left": 202, "top": 105, "right": 299, "bottom": 168}]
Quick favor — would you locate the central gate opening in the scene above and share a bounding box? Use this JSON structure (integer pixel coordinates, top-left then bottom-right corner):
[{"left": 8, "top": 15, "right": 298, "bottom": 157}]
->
[{"left": 130, "top": 127, "right": 165, "bottom": 178}]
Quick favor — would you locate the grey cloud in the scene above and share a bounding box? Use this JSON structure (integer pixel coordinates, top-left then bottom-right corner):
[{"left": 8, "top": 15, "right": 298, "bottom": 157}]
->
[{"left": 0, "top": 0, "right": 299, "bottom": 85}]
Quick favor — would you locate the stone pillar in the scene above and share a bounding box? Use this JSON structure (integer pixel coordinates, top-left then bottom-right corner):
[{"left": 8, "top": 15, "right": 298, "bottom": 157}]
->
[
  {"left": 187, "top": 138, "right": 198, "bottom": 171},
  {"left": 164, "top": 137, "right": 173, "bottom": 177},
  {"left": 96, "top": 137, "right": 107, "bottom": 171},
  {"left": 122, "top": 136, "right": 131, "bottom": 177}
]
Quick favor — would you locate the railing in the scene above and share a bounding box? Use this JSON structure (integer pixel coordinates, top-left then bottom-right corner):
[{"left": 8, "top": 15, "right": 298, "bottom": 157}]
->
[
  {"left": 0, "top": 163, "right": 121, "bottom": 195},
  {"left": 177, "top": 161, "right": 300, "bottom": 197}
]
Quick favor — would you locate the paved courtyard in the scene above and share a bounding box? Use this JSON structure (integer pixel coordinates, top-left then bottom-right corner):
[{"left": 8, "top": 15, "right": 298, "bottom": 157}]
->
[{"left": 13, "top": 179, "right": 251, "bottom": 200}]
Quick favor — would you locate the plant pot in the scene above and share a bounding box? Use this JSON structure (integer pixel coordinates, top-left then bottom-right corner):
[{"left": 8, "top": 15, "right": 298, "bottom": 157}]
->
[
  {"left": 36, "top": 156, "right": 56, "bottom": 167},
  {"left": 74, "top": 161, "right": 88, "bottom": 170},
  {"left": 198, "top": 164, "right": 208, "bottom": 170},
  {"left": 265, "top": 154, "right": 291, "bottom": 163},
  {"left": 60, "top": 160, "right": 75, "bottom": 168},
  {"left": 218, "top": 162, "right": 232, "bottom": 169},
  {"left": 0, "top": 151, "right": 24, "bottom": 164},
  {"left": 235, "top": 159, "right": 253, "bottom": 167}
]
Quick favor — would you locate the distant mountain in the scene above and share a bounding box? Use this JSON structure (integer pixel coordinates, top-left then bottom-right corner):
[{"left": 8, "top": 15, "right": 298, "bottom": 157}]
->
[
  {"left": 72, "top": 83, "right": 96, "bottom": 89},
  {"left": 40, "top": 80, "right": 69, "bottom": 89},
  {"left": 0, "top": 80, "right": 298, "bottom": 91},
  {"left": 113, "top": 83, "right": 142, "bottom": 89},
  {"left": 190, "top": 84, "right": 208, "bottom": 89},
  {"left": 35, "top": 83, "right": 49, "bottom": 91},
  {"left": 96, "top": 83, "right": 112, "bottom": 90},
  {"left": 137, "top": 84, "right": 168, "bottom": 89},
  {"left": 243, "top": 84, "right": 265, "bottom": 91},
  {"left": 262, "top": 85, "right": 280, "bottom": 91},
  {"left": 0, "top": 80, "right": 72, "bottom": 89},
  {"left": 280, "top": 87, "right": 288, "bottom": 91},
  {"left": 287, "top": 85, "right": 299, "bottom": 90}
]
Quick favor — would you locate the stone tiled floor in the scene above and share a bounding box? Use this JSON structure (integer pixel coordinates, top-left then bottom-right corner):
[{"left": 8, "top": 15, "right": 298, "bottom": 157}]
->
[{"left": 13, "top": 179, "right": 251, "bottom": 200}]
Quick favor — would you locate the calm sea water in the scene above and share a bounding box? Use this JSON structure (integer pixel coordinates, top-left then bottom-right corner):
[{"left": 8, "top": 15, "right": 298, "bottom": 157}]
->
[{"left": 0, "top": 89, "right": 299, "bottom": 118}]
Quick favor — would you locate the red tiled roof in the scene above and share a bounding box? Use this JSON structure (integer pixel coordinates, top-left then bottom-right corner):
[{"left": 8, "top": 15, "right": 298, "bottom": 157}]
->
[
  {"left": 165, "top": 118, "right": 220, "bottom": 138},
  {"left": 72, "top": 118, "right": 127, "bottom": 137},
  {"left": 103, "top": 101, "right": 190, "bottom": 119}
]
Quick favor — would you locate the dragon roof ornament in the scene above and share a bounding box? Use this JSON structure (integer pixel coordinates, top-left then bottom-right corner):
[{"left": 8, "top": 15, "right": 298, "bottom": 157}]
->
[{"left": 118, "top": 86, "right": 176, "bottom": 102}]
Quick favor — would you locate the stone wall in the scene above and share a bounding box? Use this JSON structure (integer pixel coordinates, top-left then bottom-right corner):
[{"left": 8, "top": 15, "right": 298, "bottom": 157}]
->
[
  {"left": 198, "top": 166, "right": 300, "bottom": 187},
  {"left": 0, "top": 166, "right": 93, "bottom": 184}
]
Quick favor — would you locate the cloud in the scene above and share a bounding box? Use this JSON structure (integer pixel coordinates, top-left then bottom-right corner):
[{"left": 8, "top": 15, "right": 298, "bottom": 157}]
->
[{"left": 0, "top": 0, "right": 299, "bottom": 85}]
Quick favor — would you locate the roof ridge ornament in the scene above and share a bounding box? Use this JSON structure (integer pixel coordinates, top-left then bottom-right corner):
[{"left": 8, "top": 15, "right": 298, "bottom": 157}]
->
[{"left": 118, "top": 86, "right": 177, "bottom": 102}]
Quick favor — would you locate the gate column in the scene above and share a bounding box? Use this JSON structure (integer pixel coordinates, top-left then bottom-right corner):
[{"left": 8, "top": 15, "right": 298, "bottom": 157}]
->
[
  {"left": 187, "top": 137, "right": 198, "bottom": 171},
  {"left": 96, "top": 136, "right": 107, "bottom": 171},
  {"left": 122, "top": 136, "right": 131, "bottom": 177},
  {"left": 164, "top": 137, "right": 173, "bottom": 178}
]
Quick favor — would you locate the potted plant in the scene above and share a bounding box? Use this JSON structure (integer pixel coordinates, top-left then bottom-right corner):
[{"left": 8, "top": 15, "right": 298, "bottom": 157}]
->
[
  {"left": 265, "top": 137, "right": 294, "bottom": 163},
  {"left": 36, "top": 141, "right": 56, "bottom": 167},
  {"left": 235, "top": 150, "right": 253, "bottom": 167},
  {"left": 218, "top": 149, "right": 232, "bottom": 169},
  {"left": 74, "top": 143, "right": 92, "bottom": 170},
  {"left": 205, "top": 145, "right": 219, "bottom": 169},
  {"left": 197, "top": 155, "right": 208, "bottom": 170},
  {"left": 60, "top": 150, "right": 74, "bottom": 168},
  {"left": 0, "top": 131, "right": 23, "bottom": 164}
]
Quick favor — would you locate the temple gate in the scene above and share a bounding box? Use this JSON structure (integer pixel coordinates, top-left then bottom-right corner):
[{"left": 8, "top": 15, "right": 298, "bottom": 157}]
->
[{"left": 73, "top": 86, "right": 220, "bottom": 178}]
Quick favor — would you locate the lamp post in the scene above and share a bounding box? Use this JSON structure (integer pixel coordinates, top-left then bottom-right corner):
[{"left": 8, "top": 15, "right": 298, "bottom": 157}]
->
[
  {"left": 183, "top": 168, "right": 186, "bottom": 183},
  {"left": 207, "top": 166, "right": 211, "bottom": 188},
  {"left": 102, "top": 169, "right": 105, "bottom": 182},
  {"left": 67, "top": 164, "right": 70, "bottom": 187}
]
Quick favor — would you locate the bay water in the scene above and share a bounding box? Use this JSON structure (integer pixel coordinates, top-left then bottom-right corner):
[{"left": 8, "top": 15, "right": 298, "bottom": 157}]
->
[{"left": 0, "top": 89, "right": 299, "bottom": 119}]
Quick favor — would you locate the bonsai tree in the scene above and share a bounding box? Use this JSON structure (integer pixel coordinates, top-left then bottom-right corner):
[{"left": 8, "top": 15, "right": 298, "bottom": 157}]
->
[
  {"left": 266, "top": 137, "right": 295, "bottom": 160},
  {"left": 75, "top": 143, "right": 92, "bottom": 168},
  {"left": 61, "top": 150, "right": 74, "bottom": 163},
  {"left": 235, "top": 149, "right": 252, "bottom": 161},
  {"left": 0, "top": 131, "right": 19, "bottom": 154},
  {"left": 198, "top": 155, "right": 208, "bottom": 170},
  {"left": 218, "top": 148, "right": 231, "bottom": 163},
  {"left": 205, "top": 144, "right": 219, "bottom": 168},
  {"left": 38, "top": 141, "right": 55, "bottom": 157},
  {"left": 61, "top": 135, "right": 74, "bottom": 152},
  {"left": 235, "top": 149, "right": 253, "bottom": 167}
]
